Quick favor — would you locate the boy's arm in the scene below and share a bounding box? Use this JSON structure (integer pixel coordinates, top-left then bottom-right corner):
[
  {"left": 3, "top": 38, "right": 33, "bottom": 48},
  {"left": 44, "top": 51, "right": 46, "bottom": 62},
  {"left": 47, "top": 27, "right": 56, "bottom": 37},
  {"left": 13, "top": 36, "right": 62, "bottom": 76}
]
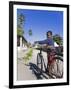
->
[{"left": 35, "top": 39, "right": 47, "bottom": 44}]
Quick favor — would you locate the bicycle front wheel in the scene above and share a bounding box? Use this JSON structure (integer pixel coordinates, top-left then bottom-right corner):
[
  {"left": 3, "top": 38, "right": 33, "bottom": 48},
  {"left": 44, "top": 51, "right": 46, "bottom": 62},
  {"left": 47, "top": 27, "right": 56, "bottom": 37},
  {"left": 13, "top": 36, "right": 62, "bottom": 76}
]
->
[{"left": 37, "top": 53, "right": 43, "bottom": 72}]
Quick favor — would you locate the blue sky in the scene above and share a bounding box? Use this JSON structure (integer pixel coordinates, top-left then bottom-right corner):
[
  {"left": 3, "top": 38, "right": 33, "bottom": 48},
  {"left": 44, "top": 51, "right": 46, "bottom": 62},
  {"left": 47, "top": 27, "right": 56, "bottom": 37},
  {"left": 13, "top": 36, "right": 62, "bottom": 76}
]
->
[{"left": 17, "top": 9, "right": 63, "bottom": 44}]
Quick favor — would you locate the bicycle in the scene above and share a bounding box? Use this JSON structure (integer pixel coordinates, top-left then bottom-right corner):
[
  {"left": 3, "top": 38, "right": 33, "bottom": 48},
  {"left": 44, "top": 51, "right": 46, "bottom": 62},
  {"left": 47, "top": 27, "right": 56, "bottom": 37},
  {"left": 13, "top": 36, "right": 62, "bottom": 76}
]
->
[{"left": 36, "top": 46, "right": 63, "bottom": 79}]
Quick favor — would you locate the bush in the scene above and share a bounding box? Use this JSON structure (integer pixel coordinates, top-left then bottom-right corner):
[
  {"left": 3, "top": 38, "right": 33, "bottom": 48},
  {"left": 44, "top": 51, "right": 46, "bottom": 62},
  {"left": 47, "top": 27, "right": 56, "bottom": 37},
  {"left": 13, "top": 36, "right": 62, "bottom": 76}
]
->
[{"left": 23, "top": 48, "right": 33, "bottom": 62}]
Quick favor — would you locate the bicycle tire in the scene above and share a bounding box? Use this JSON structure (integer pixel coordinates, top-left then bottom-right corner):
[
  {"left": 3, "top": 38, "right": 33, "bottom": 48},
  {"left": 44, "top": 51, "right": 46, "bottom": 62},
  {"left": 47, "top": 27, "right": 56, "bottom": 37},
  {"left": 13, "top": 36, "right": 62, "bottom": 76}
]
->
[
  {"left": 51, "top": 56, "right": 63, "bottom": 78},
  {"left": 37, "top": 53, "right": 43, "bottom": 73}
]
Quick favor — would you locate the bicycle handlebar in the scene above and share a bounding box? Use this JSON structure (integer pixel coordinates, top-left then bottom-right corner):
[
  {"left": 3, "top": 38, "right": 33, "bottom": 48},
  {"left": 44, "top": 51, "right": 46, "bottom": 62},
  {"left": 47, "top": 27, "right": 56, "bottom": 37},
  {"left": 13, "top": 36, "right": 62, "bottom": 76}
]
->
[{"left": 36, "top": 47, "right": 63, "bottom": 56}]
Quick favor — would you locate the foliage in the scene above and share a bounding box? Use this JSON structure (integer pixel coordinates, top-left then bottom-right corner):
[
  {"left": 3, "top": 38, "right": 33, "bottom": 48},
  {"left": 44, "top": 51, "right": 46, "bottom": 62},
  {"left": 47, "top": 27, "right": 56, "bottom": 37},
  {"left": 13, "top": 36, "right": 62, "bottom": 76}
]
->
[
  {"left": 17, "top": 13, "right": 25, "bottom": 28},
  {"left": 23, "top": 48, "right": 33, "bottom": 63},
  {"left": 17, "top": 27, "right": 24, "bottom": 37},
  {"left": 28, "top": 29, "right": 32, "bottom": 36},
  {"left": 17, "top": 13, "right": 25, "bottom": 36},
  {"left": 53, "top": 34, "right": 63, "bottom": 45}
]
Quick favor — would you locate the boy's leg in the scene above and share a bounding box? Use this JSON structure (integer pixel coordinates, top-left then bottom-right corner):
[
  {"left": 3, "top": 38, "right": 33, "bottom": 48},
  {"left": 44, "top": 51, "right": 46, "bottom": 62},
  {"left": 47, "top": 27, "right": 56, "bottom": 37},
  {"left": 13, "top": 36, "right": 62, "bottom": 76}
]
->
[
  {"left": 51, "top": 60, "right": 57, "bottom": 75},
  {"left": 47, "top": 51, "right": 57, "bottom": 74}
]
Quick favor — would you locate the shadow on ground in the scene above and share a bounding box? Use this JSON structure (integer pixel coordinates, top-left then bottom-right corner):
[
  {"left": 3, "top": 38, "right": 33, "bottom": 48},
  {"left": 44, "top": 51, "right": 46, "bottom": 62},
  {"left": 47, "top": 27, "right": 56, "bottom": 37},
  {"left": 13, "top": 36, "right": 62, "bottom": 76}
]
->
[
  {"left": 25, "top": 62, "right": 63, "bottom": 79},
  {"left": 25, "top": 62, "right": 49, "bottom": 79}
]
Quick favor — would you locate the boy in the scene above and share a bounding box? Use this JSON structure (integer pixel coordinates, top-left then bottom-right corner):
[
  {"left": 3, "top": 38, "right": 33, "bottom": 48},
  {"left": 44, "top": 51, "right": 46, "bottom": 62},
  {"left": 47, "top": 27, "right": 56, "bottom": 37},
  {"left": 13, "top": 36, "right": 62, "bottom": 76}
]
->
[{"left": 35, "top": 31, "right": 57, "bottom": 75}]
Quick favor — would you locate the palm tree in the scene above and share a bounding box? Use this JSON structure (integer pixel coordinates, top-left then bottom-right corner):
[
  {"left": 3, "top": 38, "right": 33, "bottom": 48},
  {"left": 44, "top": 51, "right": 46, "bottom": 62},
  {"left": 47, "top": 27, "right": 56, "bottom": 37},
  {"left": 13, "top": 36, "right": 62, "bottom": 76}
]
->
[
  {"left": 28, "top": 29, "right": 33, "bottom": 47},
  {"left": 17, "top": 13, "right": 25, "bottom": 36},
  {"left": 17, "top": 27, "right": 24, "bottom": 37},
  {"left": 17, "top": 13, "right": 25, "bottom": 46},
  {"left": 28, "top": 29, "right": 32, "bottom": 36}
]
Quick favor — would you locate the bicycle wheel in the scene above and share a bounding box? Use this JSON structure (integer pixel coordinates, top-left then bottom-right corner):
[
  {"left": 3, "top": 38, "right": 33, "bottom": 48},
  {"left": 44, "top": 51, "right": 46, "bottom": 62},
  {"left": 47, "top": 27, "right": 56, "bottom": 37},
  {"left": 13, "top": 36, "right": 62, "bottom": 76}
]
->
[
  {"left": 37, "top": 53, "right": 43, "bottom": 73},
  {"left": 51, "top": 56, "right": 63, "bottom": 78},
  {"left": 56, "top": 57, "right": 63, "bottom": 78}
]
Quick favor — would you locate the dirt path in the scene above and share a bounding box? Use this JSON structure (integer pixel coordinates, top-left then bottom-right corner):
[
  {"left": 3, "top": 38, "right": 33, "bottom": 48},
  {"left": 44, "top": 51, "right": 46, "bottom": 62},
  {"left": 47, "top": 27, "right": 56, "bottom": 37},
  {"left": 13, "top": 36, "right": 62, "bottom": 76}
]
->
[{"left": 17, "top": 49, "right": 48, "bottom": 80}]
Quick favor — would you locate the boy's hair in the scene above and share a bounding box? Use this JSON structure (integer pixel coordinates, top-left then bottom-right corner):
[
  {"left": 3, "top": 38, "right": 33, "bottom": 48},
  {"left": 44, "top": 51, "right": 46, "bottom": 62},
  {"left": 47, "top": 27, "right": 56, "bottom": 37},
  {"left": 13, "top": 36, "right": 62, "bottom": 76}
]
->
[{"left": 47, "top": 31, "right": 52, "bottom": 36}]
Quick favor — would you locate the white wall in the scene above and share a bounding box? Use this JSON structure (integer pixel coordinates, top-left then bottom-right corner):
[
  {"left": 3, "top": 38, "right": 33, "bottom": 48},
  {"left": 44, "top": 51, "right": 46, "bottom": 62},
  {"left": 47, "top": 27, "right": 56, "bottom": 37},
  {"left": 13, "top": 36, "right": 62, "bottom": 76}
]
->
[{"left": 0, "top": 0, "right": 71, "bottom": 90}]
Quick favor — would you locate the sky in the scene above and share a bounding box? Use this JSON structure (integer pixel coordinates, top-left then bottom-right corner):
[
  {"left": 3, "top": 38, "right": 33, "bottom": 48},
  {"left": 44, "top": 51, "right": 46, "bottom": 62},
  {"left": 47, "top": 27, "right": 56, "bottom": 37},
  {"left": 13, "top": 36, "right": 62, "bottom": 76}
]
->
[{"left": 17, "top": 9, "right": 63, "bottom": 44}]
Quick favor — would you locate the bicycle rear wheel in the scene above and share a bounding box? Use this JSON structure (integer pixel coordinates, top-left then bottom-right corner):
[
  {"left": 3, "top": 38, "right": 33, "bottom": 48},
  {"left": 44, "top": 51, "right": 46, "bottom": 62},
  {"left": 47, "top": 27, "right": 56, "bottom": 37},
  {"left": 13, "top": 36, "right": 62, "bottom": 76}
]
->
[
  {"left": 50, "top": 56, "right": 63, "bottom": 78},
  {"left": 56, "top": 57, "right": 63, "bottom": 78}
]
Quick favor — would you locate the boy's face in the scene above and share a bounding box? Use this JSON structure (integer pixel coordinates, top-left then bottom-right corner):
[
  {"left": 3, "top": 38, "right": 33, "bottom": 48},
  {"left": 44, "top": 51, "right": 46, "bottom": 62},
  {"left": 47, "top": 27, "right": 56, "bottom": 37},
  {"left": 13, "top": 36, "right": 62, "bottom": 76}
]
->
[{"left": 47, "top": 32, "right": 52, "bottom": 38}]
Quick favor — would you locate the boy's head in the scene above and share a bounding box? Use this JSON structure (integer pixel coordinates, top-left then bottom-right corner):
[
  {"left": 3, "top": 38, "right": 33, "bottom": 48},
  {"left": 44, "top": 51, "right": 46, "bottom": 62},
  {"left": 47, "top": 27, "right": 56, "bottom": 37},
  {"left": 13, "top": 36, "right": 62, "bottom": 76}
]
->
[{"left": 46, "top": 31, "right": 52, "bottom": 38}]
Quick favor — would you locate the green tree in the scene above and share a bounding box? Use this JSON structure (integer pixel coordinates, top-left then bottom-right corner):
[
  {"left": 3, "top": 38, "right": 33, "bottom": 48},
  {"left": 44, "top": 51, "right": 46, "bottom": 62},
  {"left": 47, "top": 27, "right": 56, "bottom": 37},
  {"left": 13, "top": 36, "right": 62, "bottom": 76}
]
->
[
  {"left": 28, "top": 29, "right": 32, "bottom": 36},
  {"left": 17, "top": 28, "right": 24, "bottom": 37},
  {"left": 53, "top": 34, "right": 63, "bottom": 45},
  {"left": 17, "top": 13, "right": 25, "bottom": 36},
  {"left": 28, "top": 29, "right": 33, "bottom": 47}
]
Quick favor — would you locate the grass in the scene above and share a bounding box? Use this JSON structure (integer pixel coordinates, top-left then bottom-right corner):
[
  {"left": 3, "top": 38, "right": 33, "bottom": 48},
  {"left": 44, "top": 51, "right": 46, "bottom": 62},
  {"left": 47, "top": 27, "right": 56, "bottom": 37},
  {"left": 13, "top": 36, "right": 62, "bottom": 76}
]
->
[{"left": 23, "top": 48, "right": 33, "bottom": 63}]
